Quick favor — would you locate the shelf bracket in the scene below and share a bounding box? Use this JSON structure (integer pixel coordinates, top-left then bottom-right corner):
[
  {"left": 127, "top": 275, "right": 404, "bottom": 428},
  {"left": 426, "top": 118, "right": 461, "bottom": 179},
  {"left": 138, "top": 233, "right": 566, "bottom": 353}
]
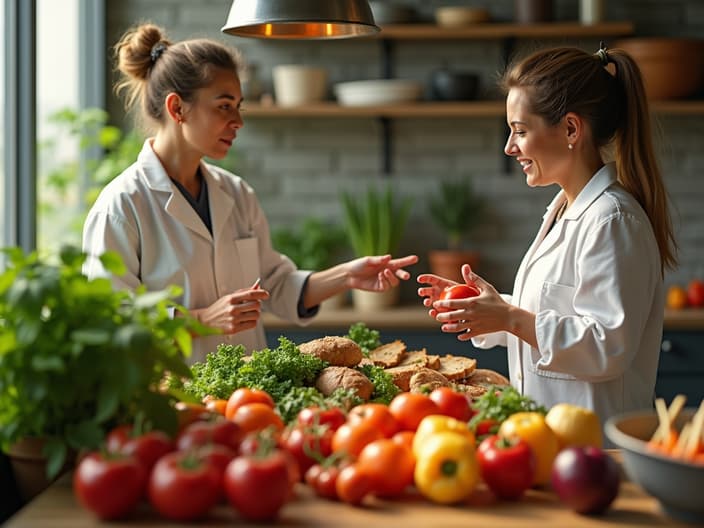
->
[
  {"left": 381, "top": 117, "right": 392, "bottom": 175},
  {"left": 381, "top": 38, "right": 394, "bottom": 79}
]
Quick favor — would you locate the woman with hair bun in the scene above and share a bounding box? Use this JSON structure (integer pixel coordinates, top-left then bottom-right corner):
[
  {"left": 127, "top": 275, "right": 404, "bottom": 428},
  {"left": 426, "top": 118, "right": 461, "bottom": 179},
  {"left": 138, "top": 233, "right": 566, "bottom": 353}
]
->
[
  {"left": 82, "top": 23, "right": 418, "bottom": 362},
  {"left": 418, "top": 45, "right": 677, "bottom": 425}
]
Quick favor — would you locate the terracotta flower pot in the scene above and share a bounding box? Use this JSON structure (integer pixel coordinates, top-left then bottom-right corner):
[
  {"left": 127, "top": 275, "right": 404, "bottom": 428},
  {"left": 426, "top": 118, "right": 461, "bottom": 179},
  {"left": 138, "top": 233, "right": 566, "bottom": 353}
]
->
[
  {"left": 6, "top": 438, "right": 61, "bottom": 503},
  {"left": 428, "top": 250, "right": 480, "bottom": 284}
]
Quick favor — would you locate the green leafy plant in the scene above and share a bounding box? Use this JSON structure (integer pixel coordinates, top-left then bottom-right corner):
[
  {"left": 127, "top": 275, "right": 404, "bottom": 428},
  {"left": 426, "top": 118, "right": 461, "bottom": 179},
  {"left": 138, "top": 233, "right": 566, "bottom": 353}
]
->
[
  {"left": 340, "top": 186, "right": 413, "bottom": 257},
  {"left": 270, "top": 217, "right": 348, "bottom": 270},
  {"left": 0, "top": 245, "right": 201, "bottom": 478},
  {"left": 428, "top": 177, "right": 484, "bottom": 250}
]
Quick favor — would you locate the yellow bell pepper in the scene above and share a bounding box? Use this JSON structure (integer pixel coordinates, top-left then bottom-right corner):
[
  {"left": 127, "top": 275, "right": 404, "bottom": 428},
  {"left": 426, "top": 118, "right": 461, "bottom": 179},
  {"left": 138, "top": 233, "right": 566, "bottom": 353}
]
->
[
  {"left": 413, "top": 431, "right": 478, "bottom": 504},
  {"left": 412, "top": 414, "right": 475, "bottom": 458},
  {"left": 498, "top": 411, "right": 559, "bottom": 486}
]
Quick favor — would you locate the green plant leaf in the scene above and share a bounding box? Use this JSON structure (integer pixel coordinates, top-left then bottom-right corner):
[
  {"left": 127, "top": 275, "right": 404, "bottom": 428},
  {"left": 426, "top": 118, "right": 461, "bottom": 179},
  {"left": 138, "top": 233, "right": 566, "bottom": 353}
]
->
[
  {"left": 70, "top": 328, "right": 111, "bottom": 345},
  {"left": 99, "top": 250, "right": 127, "bottom": 276},
  {"left": 43, "top": 438, "right": 67, "bottom": 480}
]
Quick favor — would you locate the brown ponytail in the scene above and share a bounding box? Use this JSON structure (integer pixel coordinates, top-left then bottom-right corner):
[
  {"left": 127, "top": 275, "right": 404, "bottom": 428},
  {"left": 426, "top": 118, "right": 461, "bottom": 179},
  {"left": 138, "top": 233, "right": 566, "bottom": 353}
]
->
[{"left": 501, "top": 46, "right": 677, "bottom": 274}]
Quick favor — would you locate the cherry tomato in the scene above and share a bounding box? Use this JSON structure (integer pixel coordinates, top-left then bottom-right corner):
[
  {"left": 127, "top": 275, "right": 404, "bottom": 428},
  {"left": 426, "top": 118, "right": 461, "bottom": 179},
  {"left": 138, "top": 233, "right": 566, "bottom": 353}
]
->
[
  {"left": 122, "top": 430, "right": 174, "bottom": 474},
  {"left": 388, "top": 392, "right": 440, "bottom": 432},
  {"left": 331, "top": 421, "right": 384, "bottom": 458},
  {"left": 176, "top": 418, "right": 243, "bottom": 452},
  {"left": 73, "top": 452, "right": 146, "bottom": 520},
  {"left": 347, "top": 403, "right": 400, "bottom": 438},
  {"left": 687, "top": 279, "right": 704, "bottom": 308},
  {"left": 148, "top": 451, "right": 221, "bottom": 521},
  {"left": 105, "top": 424, "right": 132, "bottom": 453},
  {"left": 225, "top": 388, "right": 275, "bottom": 420},
  {"left": 429, "top": 387, "right": 473, "bottom": 422},
  {"left": 335, "top": 464, "right": 373, "bottom": 506},
  {"left": 205, "top": 398, "right": 228, "bottom": 415},
  {"left": 477, "top": 434, "right": 536, "bottom": 500},
  {"left": 439, "top": 283, "right": 480, "bottom": 300},
  {"left": 305, "top": 463, "right": 343, "bottom": 500},
  {"left": 280, "top": 425, "right": 334, "bottom": 477},
  {"left": 356, "top": 439, "right": 415, "bottom": 498},
  {"left": 224, "top": 450, "right": 291, "bottom": 521},
  {"left": 229, "top": 402, "right": 284, "bottom": 435},
  {"left": 297, "top": 406, "right": 346, "bottom": 432}
]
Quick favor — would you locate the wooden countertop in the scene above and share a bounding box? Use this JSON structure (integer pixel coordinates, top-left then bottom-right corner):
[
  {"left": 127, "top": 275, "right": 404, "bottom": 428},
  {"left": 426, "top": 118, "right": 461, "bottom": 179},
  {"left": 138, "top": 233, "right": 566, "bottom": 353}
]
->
[
  {"left": 4, "top": 463, "right": 690, "bottom": 528},
  {"left": 263, "top": 305, "right": 704, "bottom": 331}
]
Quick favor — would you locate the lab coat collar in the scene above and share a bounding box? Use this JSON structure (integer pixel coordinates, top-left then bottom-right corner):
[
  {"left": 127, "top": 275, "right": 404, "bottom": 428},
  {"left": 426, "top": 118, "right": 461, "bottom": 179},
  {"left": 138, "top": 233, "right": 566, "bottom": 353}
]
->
[{"left": 543, "top": 162, "right": 618, "bottom": 221}]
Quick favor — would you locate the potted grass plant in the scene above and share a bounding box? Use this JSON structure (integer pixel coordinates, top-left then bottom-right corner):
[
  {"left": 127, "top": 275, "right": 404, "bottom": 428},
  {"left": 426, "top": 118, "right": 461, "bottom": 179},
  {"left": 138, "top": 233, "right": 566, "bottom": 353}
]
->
[
  {"left": 427, "top": 177, "right": 485, "bottom": 283},
  {"left": 0, "top": 245, "right": 201, "bottom": 501},
  {"left": 271, "top": 216, "right": 349, "bottom": 308},
  {"left": 340, "top": 186, "right": 413, "bottom": 309}
]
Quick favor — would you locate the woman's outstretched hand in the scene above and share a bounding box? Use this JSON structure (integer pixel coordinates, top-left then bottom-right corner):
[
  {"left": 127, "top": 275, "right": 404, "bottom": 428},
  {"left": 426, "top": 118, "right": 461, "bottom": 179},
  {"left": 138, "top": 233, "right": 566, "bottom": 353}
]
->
[{"left": 346, "top": 254, "right": 419, "bottom": 291}]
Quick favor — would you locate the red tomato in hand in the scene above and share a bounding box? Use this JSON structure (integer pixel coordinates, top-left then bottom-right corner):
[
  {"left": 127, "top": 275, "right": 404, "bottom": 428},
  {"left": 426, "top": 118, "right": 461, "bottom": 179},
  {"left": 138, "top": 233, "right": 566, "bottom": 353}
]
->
[
  {"left": 440, "top": 283, "right": 480, "bottom": 301},
  {"left": 122, "top": 430, "right": 174, "bottom": 474},
  {"left": 148, "top": 450, "right": 222, "bottom": 521},
  {"left": 477, "top": 434, "right": 536, "bottom": 500},
  {"left": 429, "top": 387, "right": 473, "bottom": 422},
  {"left": 224, "top": 450, "right": 291, "bottom": 521},
  {"left": 687, "top": 279, "right": 704, "bottom": 308},
  {"left": 73, "top": 452, "right": 146, "bottom": 520}
]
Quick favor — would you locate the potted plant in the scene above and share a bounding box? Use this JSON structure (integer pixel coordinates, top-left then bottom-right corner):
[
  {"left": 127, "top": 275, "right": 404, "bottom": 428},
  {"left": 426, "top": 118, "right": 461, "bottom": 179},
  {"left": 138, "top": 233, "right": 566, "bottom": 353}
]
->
[
  {"left": 340, "top": 186, "right": 413, "bottom": 309},
  {"left": 427, "top": 177, "right": 485, "bottom": 283},
  {"left": 0, "top": 245, "right": 201, "bottom": 501},
  {"left": 270, "top": 216, "right": 349, "bottom": 308}
]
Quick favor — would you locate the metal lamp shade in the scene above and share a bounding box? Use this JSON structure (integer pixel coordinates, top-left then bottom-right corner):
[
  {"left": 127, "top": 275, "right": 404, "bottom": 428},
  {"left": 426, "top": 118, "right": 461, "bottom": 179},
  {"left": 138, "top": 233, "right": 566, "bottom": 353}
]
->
[{"left": 221, "top": 0, "right": 380, "bottom": 40}]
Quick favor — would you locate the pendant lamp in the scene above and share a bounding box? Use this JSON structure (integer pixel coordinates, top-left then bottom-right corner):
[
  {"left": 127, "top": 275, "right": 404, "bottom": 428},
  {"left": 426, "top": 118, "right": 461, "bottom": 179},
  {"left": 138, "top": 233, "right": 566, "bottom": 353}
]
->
[{"left": 221, "top": 0, "right": 380, "bottom": 40}]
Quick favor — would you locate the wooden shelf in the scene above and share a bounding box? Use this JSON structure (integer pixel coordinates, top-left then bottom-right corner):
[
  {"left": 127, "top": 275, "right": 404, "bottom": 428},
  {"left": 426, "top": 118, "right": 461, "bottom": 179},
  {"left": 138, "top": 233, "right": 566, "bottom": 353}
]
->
[
  {"left": 372, "top": 21, "right": 635, "bottom": 40},
  {"left": 243, "top": 100, "right": 704, "bottom": 119},
  {"left": 264, "top": 305, "right": 704, "bottom": 331}
]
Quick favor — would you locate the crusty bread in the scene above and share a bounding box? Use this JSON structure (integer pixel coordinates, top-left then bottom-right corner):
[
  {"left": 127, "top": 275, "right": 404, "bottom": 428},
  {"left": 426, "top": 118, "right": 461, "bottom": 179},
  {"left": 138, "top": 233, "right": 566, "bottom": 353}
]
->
[
  {"left": 315, "top": 366, "right": 374, "bottom": 400},
  {"left": 299, "top": 336, "right": 362, "bottom": 367},
  {"left": 425, "top": 354, "right": 441, "bottom": 370},
  {"left": 437, "top": 355, "right": 477, "bottom": 381},
  {"left": 397, "top": 348, "right": 435, "bottom": 368},
  {"left": 409, "top": 368, "right": 450, "bottom": 393},
  {"left": 384, "top": 364, "right": 423, "bottom": 392},
  {"left": 369, "top": 340, "right": 406, "bottom": 368},
  {"left": 450, "top": 382, "right": 488, "bottom": 398},
  {"left": 465, "top": 368, "right": 509, "bottom": 387}
]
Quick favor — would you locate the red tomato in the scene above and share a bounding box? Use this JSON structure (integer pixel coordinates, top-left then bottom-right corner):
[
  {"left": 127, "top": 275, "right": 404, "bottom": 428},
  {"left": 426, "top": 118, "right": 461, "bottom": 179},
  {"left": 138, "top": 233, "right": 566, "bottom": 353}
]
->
[
  {"left": 440, "top": 283, "right": 480, "bottom": 300},
  {"left": 347, "top": 403, "right": 400, "bottom": 438},
  {"left": 297, "top": 406, "right": 347, "bottom": 432},
  {"left": 224, "top": 450, "right": 291, "bottom": 521},
  {"left": 195, "top": 443, "right": 237, "bottom": 477},
  {"left": 230, "top": 402, "right": 284, "bottom": 435},
  {"left": 105, "top": 424, "right": 132, "bottom": 453},
  {"left": 335, "top": 464, "right": 373, "bottom": 506},
  {"left": 122, "top": 430, "right": 174, "bottom": 473},
  {"left": 176, "top": 418, "right": 243, "bottom": 452},
  {"left": 687, "top": 279, "right": 704, "bottom": 308},
  {"left": 280, "top": 425, "right": 334, "bottom": 477},
  {"left": 205, "top": 398, "right": 228, "bottom": 415},
  {"left": 388, "top": 392, "right": 441, "bottom": 432},
  {"left": 429, "top": 387, "right": 473, "bottom": 422},
  {"left": 225, "top": 388, "right": 275, "bottom": 420},
  {"left": 305, "top": 463, "right": 344, "bottom": 500},
  {"left": 331, "top": 421, "right": 384, "bottom": 458},
  {"left": 73, "top": 452, "right": 146, "bottom": 520},
  {"left": 477, "top": 434, "right": 536, "bottom": 500},
  {"left": 148, "top": 451, "right": 222, "bottom": 521},
  {"left": 356, "top": 439, "right": 415, "bottom": 498}
]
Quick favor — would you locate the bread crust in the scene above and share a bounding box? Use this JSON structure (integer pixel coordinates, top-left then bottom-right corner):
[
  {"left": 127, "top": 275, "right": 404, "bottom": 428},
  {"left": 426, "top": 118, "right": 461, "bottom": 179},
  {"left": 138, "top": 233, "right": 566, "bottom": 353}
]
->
[
  {"left": 299, "top": 336, "right": 363, "bottom": 367},
  {"left": 315, "top": 366, "right": 374, "bottom": 400},
  {"left": 409, "top": 368, "right": 450, "bottom": 393}
]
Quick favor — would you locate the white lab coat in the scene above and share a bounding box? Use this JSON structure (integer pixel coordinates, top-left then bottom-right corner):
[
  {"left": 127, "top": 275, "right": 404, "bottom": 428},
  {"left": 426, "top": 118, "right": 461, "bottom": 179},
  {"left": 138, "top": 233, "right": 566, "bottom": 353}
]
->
[
  {"left": 473, "top": 163, "right": 663, "bottom": 425},
  {"left": 82, "top": 139, "right": 313, "bottom": 363}
]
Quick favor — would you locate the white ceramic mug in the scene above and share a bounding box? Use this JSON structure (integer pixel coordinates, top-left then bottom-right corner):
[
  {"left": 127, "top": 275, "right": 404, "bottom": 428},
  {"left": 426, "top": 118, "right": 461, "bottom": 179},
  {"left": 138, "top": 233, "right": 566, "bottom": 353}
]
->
[{"left": 272, "top": 65, "right": 328, "bottom": 107}]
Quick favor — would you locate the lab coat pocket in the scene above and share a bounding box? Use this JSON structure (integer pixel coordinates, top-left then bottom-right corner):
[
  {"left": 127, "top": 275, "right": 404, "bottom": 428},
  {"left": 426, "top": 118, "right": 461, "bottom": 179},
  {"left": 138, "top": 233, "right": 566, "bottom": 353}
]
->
[{"left": 233, "top": 237, "right": 260, "bottom": 288}]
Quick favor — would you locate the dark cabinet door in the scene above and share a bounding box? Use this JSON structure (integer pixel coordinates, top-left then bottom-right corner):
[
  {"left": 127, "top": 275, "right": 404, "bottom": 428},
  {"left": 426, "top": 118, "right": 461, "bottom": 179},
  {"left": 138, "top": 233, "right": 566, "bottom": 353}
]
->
[{"left": 655, "top": 331, "right": 704, "bottom": 404}]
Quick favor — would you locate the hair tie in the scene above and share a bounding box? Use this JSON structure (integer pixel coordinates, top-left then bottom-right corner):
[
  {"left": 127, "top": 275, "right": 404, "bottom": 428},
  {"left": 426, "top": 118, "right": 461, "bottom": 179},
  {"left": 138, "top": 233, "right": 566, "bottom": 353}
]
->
[
  {"left": 150, "top": 42, "right": 167, "bottom": 63},
  {"left": 595, "top": 41, "right": 609, "bottom": 66}
]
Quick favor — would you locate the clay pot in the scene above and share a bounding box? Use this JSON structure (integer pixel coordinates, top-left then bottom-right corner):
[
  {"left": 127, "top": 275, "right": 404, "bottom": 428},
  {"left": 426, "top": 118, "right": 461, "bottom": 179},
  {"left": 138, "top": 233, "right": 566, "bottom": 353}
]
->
[
  {"left": 352, "top": 288, "right": 400, "bottom": 310},
  {"left": 428, "top": 250, "right": 480, "bottom": 284},
  {"left": 613, "top": 38, "right": 704, "bottom": 100},
  {"left": 515, "top": 0, "right": 553, "bottom": 23},
  {"left": 6, "top": 438, "right": 69, "bottom": 503}
]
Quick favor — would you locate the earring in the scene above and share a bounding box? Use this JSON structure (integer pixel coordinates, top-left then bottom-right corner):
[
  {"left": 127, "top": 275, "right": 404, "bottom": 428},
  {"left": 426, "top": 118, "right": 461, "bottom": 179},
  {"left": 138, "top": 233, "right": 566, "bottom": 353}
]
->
[{"left": 568, "top": 143, "right": 574, "bottom": 150}]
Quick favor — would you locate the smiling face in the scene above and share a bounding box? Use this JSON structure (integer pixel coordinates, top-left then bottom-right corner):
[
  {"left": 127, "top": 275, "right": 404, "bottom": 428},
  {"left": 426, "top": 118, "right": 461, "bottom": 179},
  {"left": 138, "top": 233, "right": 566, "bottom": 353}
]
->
[
  {"left": 504, "top": 87, "right": 571, "bottom": 188},
  {"left": 181, "top": 67, "right": 244, "bottom": 160}
]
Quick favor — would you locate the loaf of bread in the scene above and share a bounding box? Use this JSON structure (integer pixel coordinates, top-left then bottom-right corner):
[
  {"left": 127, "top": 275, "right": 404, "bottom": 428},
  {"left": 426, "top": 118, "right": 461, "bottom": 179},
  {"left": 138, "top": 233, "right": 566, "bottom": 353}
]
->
[
  {"left": 299, "top": 336, "right": 363, "bottom": 367},
  {"left": 315, "top": 366, "right": 374, "bottom": 400}
]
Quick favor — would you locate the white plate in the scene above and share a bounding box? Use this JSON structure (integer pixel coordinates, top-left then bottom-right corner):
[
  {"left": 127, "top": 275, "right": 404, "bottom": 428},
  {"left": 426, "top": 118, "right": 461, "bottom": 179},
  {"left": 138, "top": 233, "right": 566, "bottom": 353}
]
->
[{"left": 334, "top": 79, "right": 423, "bottom": 106}]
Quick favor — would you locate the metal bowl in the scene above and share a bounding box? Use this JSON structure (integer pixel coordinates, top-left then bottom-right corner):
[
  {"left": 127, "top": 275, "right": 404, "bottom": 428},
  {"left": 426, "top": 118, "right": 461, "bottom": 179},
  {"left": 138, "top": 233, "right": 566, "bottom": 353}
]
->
[{"left": 605, "top": 407, "right": 704, "bottom": 524}]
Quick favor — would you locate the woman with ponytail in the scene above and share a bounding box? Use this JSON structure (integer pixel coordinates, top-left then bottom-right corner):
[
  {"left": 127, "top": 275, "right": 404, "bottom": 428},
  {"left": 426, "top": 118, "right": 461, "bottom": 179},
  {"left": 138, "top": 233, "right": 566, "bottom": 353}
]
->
[{"left": 418, "top": 44, "right": 677, "bottom": 427}]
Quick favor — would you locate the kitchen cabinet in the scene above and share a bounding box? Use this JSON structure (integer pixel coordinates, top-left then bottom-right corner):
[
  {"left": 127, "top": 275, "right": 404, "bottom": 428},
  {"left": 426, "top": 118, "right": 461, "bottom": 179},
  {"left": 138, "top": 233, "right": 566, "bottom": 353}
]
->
[
  {"left": 655, "top": 330, "right": 704, "bottom": 404},
  {"left": 246, "top": 21, "right": 641, "bottom": 172}
]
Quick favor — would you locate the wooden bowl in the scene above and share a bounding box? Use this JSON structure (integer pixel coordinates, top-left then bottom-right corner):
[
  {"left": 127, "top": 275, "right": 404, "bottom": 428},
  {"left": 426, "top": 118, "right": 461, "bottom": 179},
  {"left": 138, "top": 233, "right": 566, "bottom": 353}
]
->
[
  {"left": 435, "top": 7, "right": 490, "bottom": 27},
  {"left": 613, "top": 38, "right": 704, "bottom": 100}
]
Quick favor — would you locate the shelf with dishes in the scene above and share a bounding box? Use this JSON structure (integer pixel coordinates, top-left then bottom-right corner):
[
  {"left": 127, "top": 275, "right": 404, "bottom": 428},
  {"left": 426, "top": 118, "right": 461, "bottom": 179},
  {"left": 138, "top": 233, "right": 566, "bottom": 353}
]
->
[{"left": 243, "top": 99, "right": 704, "bottom": 119}]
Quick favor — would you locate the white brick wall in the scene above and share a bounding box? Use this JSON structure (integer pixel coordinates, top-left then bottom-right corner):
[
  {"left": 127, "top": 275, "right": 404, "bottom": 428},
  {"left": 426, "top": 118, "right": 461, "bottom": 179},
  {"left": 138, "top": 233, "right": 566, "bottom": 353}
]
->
[{"left": 107, "top": 0, "right": 704, "bottom": 293}]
